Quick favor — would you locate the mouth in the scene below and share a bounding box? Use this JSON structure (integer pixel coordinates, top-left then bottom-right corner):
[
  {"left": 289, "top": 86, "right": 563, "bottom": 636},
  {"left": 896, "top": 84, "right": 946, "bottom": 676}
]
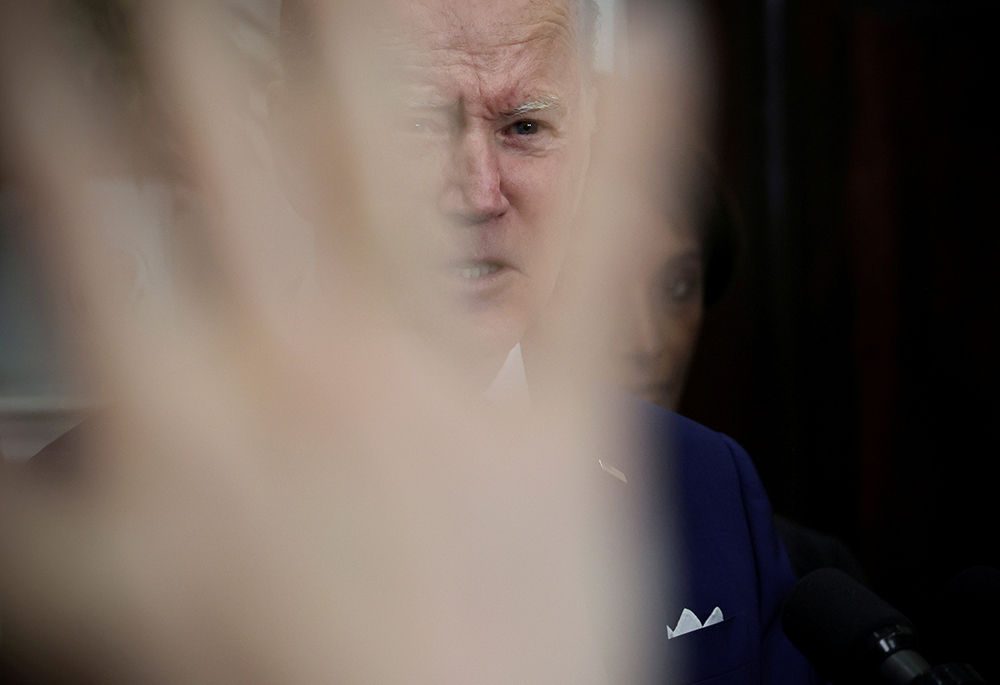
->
[{"left": 454, "top": 261, "right": 504, "bottom": 281}]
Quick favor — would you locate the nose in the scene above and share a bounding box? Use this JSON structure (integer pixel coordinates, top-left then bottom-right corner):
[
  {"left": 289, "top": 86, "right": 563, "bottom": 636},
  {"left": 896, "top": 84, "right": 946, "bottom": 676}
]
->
[{"left": 439, "top": 128, "right": 510, "bottom": 224}]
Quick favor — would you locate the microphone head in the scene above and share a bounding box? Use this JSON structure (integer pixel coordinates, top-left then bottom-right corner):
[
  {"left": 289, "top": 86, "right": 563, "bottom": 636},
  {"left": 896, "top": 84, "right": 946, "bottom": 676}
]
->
[{"left": 782, "top": 568, "right": 918, "bottom": 682}]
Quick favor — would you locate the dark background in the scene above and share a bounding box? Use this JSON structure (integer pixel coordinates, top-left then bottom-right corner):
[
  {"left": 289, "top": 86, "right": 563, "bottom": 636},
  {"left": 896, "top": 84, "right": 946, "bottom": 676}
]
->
[{"left": 678, "top": 0, "right": 997, "bottom": 656}]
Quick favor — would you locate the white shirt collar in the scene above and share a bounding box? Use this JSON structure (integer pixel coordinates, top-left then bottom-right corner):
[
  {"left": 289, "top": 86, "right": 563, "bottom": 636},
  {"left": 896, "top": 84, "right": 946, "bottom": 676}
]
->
[{"left": 483, "top": 344, "right": 531, "bottom": 408}]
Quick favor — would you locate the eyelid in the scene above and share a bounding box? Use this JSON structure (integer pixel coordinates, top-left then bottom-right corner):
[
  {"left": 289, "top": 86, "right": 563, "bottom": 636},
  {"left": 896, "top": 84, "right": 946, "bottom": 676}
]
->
[
  {"left": 501, "top": 116, "right": 553, "bottom": 136},
  {"left": 498, "top": 120, "right": 547, "bottom": 149},
  {"left": 508, "top": 117, "right": 544, "bottom": 130}
]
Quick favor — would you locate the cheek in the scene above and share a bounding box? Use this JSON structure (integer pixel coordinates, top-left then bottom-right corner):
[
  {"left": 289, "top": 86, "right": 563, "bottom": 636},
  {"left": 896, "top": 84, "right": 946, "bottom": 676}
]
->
[
  {"left": 501, "top": 152, "right": 576, "bottom": 254},
  {"left": 658, "top": 306, "right": 703, "bottom": 365},
  {"left": 503, "top": 150, "right": 563, "bottom": 201}
]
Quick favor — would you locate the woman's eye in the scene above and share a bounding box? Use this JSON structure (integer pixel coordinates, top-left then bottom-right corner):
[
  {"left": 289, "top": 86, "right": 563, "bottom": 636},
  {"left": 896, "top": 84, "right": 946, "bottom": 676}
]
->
[
  {"left": 663, "top": 272, "right": 701, "bottom": 304},
  {"left": 672, "top": 277, "right": 692, "bottom": 298}
]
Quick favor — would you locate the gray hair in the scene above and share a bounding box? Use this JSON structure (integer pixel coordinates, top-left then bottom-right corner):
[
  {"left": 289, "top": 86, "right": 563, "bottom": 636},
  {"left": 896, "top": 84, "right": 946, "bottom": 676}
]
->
[{"left": 278, "top": 0, "right": 600, "bottom": 86}]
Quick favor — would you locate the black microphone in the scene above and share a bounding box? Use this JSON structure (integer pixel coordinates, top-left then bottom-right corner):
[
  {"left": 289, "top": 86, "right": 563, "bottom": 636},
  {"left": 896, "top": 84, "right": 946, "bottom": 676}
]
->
[{"left": 781, "top": 568, "right": 986, "bottom": 684}]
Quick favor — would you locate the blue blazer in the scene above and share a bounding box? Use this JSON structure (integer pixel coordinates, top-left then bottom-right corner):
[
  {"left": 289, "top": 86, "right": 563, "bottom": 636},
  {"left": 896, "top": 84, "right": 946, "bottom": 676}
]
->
[{"left": 595, "top": 399, "right": 821, "bottom": 684}]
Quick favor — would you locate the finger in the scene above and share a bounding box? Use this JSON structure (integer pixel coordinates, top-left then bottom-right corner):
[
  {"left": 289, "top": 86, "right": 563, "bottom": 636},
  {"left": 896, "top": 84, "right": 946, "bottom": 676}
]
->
[
  {"left": 138, "top": 0, "right": 393, "bottom": 331},
  {"left": 127, "top": 0, "right": 430, "bottom": 422},
  {"left": 0, "top": 0, "right": 195, "bottom": 406}
]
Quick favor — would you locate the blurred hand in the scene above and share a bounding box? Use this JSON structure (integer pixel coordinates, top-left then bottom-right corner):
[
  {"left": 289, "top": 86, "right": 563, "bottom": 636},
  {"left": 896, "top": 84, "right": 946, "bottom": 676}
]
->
[
  {"left": 0, "top": 1, "right": 674, "bottom": 683},
  {"left": 0, "top": 0, "right": 709, "bottom": 681}
]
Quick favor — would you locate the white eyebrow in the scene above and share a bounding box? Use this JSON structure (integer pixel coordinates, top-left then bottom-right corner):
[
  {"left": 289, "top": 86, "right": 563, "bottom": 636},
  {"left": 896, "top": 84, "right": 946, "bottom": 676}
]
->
[
  {"left": 502, "top": 96, "right": 565, "bottom": 117},
  {"left": 398, "top": 94, "right": 565, "bottom": 117}
]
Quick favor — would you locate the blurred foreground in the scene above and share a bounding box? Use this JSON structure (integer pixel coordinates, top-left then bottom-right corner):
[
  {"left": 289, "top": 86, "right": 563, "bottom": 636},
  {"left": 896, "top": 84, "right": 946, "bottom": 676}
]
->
[{"left": 0, "top": 0, "right": 708, "bottom": 682}]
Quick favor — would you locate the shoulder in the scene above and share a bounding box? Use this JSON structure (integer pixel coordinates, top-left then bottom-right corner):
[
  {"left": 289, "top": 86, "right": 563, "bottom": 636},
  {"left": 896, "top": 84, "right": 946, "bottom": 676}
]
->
[
  {"left": 641, "top": 405, "right": 781, "bottom": 619},
  {"left": 638, "top": 402, "right": 772, "bottom": 538},
  {"left": 628, "top": 400, "right": 820, "bottom": 684}
]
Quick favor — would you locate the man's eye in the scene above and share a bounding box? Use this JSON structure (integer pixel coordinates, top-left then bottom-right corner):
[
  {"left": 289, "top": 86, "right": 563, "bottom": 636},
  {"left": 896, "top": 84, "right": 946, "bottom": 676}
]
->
[{"left": 510, "top": 120, "right": 540, "bottom": 135}]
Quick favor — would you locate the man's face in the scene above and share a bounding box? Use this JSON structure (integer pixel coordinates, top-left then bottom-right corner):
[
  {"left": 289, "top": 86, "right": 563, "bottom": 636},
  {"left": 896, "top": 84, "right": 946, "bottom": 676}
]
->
[{"left": 360, "top": 0, "right": 593, "bottom": 365}]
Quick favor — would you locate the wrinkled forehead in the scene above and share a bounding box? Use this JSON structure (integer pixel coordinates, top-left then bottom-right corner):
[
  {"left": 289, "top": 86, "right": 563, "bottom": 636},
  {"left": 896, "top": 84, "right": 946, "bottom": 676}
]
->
[
  {"left": 400, "top": 0, "right": 576, "bottom": 49},
  {"left": 388, "top": 0, "right": 582, "bottom": 81},
  {"left": 280, "top": 0, "right": 591, "bottom": 98}
]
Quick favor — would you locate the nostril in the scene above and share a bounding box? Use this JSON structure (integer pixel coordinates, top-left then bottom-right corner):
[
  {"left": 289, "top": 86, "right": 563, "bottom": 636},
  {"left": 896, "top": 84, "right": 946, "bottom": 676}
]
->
[{"left": 441, "top": 187, "right": 508, "bottom": 226}]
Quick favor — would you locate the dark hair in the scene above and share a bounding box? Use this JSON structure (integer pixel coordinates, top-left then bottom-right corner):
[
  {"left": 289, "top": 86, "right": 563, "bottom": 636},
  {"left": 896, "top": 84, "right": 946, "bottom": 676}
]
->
[
  {"left": 674, "top": 155, "right": 741, "bottom": 307},
  {"left": 697, "top": 165, "right": 741, "bottom": 307}
]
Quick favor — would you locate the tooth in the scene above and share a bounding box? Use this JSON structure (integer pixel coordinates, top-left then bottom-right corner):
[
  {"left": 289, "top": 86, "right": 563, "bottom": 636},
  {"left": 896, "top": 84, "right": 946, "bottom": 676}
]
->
[{"left": 458, "top": 263, "right": 501, "bottom": 279}]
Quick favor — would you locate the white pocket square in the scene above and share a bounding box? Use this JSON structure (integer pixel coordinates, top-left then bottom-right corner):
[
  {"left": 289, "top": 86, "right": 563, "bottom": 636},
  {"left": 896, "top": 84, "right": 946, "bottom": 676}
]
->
[{"left": 667, "top": 606, "right": 725, "bottom": 639}]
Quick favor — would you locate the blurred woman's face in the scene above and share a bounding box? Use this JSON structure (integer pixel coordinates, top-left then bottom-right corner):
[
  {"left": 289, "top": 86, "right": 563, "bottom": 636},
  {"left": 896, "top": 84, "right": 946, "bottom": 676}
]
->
[{"left": 614, "top": 215, "right": 704, "bottom": 411}]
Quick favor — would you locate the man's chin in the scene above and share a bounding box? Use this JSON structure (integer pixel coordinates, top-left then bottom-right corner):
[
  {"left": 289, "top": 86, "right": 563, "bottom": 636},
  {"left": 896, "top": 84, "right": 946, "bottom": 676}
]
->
[{"left": 459, "top": 311, "right": 528, "bottom": 375}]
